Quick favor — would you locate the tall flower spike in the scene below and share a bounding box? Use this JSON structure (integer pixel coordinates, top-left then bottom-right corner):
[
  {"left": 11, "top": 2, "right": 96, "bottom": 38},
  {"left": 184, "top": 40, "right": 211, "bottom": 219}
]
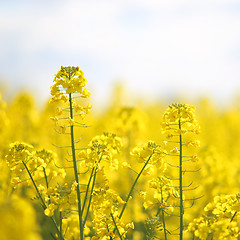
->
[
  {"left": 161, "top": 104, "right": 200, "bottom": 240},
  {"left": 49, "top": 66, "right": 91, "bottom": 240}
]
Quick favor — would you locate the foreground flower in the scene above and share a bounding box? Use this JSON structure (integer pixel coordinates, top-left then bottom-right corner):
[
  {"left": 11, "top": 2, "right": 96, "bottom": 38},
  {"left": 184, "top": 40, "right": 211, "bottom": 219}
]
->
[{"left": 188, "top": 193, "right": 240, "bottom": 239}]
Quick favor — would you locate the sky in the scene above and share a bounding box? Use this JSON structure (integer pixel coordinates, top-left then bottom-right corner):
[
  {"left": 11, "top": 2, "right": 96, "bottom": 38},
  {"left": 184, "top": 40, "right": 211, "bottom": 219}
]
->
[{"left": 0, "top": 0, "right": 240, "bottom": 107}]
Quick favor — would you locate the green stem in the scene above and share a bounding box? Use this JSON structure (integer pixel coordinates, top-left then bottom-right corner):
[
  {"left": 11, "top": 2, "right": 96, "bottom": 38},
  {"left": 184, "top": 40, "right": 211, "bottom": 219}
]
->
[
  {"left": 60, "top": 211, "right": 63, "bottom": 240},
  {"left": 111, "top": 213, "right": 123, "bottom": 240},
  {"left": 69, "top": 93, "right": 84, "bottom": 240},
  {"left": 83, "top": 154, "right": 102, "bottom": 226},
  {"left": 179, "top": 119, "right": 184, "bottom": 240},
  {"left": 82, "top": 167, "right": 95, "bottom": 214},
  {"left": 43, "top": 167, "right": 49, "bottom": 188},
  {"left": 22, "top": 161, "right": 63, "bottom": 239},
  {"left": 43, "top": 167, "right": 51, "bottom": 203},
  {"left": 83, "top": 164, "right": 98, "bottom": 225},
  {"left": 230, "top": 211, "right": 237, "bottom": 222},
  {"left": 119, "top": 154, "right": 153, "bottom": 220},
  {"left": 161, "top": 208, "right": 167, "bottom": 240},
  {"left": 161, "top": 187, "right": 167, "bottom": 240}
]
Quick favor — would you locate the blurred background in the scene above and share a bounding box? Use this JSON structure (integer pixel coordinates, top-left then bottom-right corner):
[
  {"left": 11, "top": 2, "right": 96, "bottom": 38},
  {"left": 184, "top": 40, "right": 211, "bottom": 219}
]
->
[{"left": 0, "top": 0, "right": 240, "bottom": 108}]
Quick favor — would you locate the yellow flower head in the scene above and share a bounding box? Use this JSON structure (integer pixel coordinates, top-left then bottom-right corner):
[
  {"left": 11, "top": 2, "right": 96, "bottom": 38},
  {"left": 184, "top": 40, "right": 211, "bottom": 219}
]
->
[
  {"left": 50, "top": 66, "right": 90, "bottom": 102},
  {"left": 162, "top": 103, "right": 200, "bottom": 135},
  {"left": 188, "top": 194, "right": 240, "bottom": 239},
  {"left": 85, "top": 132, "right": 123, "bottom": 168},
  {"left": 5, "top": 142, "right": 34, "bottom": 176},
  {"left": 163, "top": 104, "right": 195, "bottom": 123},
  {"left": 131, "top": 141, "right": 166, "bottom": 165}
]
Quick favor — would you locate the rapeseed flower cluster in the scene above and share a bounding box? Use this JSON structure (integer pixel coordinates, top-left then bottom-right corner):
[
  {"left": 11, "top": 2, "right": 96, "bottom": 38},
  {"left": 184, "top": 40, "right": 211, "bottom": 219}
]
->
[
  {"left": 143, "top": 176, "right": 178, "bottom": 212},
  {"left": 6, "top": 142, "right": 44, "bottom": 186},
  {"left": 188, "top": 194, "right": 240, "bottom": 239},
  {"left": 50, "top": 66, "right": 90, "bottom": 101},
  {"left": 91, "top": 188, "right": 134, "bottom": 239},
  {"left": 131, "top": 141, "right": 166, "bottom": 166},
  {"left": 50, "top": 66, "right": 92, "bottom": 138},
  {"left": 5, "top": 142, "right": 65, "bottom": 187},
  {"left": 43, "top": 182, "right": 77, "bottom": 217},
  {"left": 162, "top": 103, "right": 200, "bottom": 137},
  {"left": 81, "top": 132, "right": 123, "bottom": 169}
]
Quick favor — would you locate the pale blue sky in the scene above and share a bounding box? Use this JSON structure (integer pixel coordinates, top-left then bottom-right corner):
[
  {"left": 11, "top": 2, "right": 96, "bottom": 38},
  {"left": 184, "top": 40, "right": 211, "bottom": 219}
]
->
[{"left": 0, "top": 0, "right": 240, "bottom": 106}]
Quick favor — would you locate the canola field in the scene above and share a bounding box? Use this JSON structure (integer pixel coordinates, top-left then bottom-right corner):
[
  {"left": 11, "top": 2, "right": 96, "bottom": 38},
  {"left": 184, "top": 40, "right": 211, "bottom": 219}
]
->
[{"left": 0, "top": 66, "right": 240, "bottom": 240}]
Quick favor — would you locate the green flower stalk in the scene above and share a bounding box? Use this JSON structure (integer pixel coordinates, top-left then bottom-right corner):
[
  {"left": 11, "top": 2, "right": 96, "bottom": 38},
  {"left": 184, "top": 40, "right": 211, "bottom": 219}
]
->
[
  {"left": 160, "top": 186, "right": 168, "bottom": 240},
  {"left": 162, "top": 103, "right": 200, "bottom": 239},
  {"left": 119, "top": 152, "right": 153, "bottom": 220},
  {"left": 69, "top": 92, "right": 84, "bottom": 240},
  {"left": 178, "top": 119, "right": 184, "bottom": 239},
  {"left": 111, "top": 141, "right": 166, "bottom": 238},
  {"left": 118, "top": 141, "right": 166, "bottom": 225},
  {"left": 143, "top": 174, "right": 179, "bottom": 239},
  {"left": 50, "top": 66, "right": 91, "bottom": 240}
]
